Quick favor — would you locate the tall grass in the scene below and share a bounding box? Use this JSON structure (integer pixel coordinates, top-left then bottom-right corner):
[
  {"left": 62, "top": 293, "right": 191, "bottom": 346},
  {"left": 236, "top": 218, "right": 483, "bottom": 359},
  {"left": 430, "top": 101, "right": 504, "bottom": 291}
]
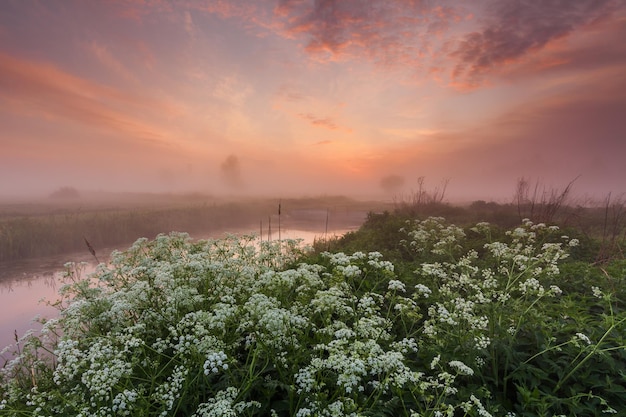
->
[
  {"left": 0, "top": 204, "right": 252, "bottom": 262},
  {"left": 0, "top": 196, "right": 376, "bottom": 263}
]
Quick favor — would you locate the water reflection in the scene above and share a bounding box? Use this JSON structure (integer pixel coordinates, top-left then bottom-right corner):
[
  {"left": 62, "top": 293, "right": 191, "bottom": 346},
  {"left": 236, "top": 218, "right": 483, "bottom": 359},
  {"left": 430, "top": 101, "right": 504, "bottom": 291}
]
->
[{"left": 0, "top": 254, "right": 98, "bottom": 356}]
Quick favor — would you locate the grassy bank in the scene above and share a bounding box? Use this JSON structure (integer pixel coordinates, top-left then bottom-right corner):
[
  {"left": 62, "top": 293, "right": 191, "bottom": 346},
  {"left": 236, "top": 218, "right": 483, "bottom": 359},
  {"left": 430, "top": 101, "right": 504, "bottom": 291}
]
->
[
  {"left": 2, "top": 189, "right": 624, "bottom": 264},
  {"left": 2, "top": 208, "right": 625, "bottom": 415},
  {"left": 0, "top": 194, "right": 381, "bottom": 263}
]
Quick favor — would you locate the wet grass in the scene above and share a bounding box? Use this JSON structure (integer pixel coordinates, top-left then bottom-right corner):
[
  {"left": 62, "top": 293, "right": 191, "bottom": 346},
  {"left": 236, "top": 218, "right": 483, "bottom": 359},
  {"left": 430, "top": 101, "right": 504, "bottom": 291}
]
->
[{"left": 0, "top": 193, "right": 383, "bottom": 263}]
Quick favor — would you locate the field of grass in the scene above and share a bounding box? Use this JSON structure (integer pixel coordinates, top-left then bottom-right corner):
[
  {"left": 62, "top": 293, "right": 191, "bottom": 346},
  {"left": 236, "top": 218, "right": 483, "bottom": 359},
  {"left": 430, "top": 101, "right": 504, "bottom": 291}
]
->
[
  {"left": 0, "top": 193, "right": 384, "bottom": 263},
  {"left": 1, "top": 189, "right": 624, "bottom": 264},
  {"left": 1, "top": 191, "right": 625, "bottom": 416}
]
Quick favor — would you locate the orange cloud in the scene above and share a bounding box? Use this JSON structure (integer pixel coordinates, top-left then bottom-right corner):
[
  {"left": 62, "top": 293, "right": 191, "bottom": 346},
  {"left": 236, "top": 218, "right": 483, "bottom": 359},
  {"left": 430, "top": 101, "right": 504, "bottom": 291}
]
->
[
  {"left": 298, "top": 113, "right": 340, "bottom": 131},
  {"left": 0, "top": 52, "right": 176, "bottom": 144},
  {"left": 87, "top": 40, "right": 138, "bottom": 83}
]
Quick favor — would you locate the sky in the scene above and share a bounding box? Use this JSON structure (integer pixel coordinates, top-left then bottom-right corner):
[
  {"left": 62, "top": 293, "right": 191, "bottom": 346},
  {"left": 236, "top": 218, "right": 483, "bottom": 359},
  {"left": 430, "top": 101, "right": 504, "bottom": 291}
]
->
[{"left": 1, "top": 0, "right": 625, "bottom": 202}]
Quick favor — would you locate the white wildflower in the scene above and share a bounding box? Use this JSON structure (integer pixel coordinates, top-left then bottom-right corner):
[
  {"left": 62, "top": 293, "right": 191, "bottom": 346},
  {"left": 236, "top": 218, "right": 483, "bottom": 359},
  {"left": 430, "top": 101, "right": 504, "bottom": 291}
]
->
[
  {"left": 203, "top": 351, "right": 228, "bottom": 375},
  {"left": 550, "top": 285, "right": 563, "bottom": 296},
  {"left": 338, "top": 264, "right": 361, "bottom": 278},
  {"left": 470, "top": 395, "right": 493, "bottom": 417},
  {"left": 448, "top": 360, "right": 474, "bottom": 376},
  {"left": 388, "top": 280, "right": 406, "bottom": 292},
  {"left": 575, "top": 333, "right": 592, "bottom": 345},
  {"left": 415, "top": 283, "right": 432, "bottom": 298},
  {"left": 474, "top": 335, "right": 490, "bottom": 349},
  {"left": 592, "top": 286, "right": 604, "bottom": 299},
  {"left": 430, "top": 355, "right": 441, "bottom": 369}
]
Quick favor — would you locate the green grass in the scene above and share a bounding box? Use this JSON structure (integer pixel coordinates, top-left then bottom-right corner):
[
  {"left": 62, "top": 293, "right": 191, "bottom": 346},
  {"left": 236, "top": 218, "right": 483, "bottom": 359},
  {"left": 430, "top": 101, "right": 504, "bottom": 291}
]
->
[
  {"left": 0, "top": 194, "right": 381, "bottom": 263},
  {"left": 2, "top": 211, "right": 625, "bottom": 416}
]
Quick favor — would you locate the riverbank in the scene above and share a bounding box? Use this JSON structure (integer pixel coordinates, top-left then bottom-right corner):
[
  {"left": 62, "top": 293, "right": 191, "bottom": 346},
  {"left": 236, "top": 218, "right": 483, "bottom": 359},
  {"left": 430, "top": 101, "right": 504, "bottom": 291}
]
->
[{"left": 0, "top": 193, "right": 385, "bottom": 263}]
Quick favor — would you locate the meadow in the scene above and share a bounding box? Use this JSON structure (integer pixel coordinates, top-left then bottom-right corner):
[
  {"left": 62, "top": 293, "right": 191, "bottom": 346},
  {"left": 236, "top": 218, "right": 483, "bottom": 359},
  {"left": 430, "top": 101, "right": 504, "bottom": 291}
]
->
[
  {"left": 1, "top": 190, "right": 625, "bottom": 416},
  {"left": 0, "top": 193, "right": 377, "bottom": 263}
]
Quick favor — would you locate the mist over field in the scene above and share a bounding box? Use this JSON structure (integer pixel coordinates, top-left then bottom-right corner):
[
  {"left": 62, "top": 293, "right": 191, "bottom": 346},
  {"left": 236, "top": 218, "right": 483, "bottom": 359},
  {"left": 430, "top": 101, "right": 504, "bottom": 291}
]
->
[{"left": 1, "top": 1, "right": 625, "bottom": 204}]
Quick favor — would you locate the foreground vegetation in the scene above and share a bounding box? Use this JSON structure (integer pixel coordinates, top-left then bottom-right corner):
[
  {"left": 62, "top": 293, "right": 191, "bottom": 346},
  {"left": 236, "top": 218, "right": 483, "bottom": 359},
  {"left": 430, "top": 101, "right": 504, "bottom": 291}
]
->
[{"left": 2, "top": 211, "right": 625, "bottom": 416}]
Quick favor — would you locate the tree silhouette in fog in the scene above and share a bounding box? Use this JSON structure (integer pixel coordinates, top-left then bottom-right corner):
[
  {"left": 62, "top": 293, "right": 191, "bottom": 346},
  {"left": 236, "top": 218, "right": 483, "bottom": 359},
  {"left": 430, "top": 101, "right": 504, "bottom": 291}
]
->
[
  {"left": 220, "top": 154, "right": 244, "bottom": 188},
  {"left": 380, "top": 175, "right": 405, "bottom": 194},
  {"left": 49, "top": 186, "right": 81, "bottom": 199}
]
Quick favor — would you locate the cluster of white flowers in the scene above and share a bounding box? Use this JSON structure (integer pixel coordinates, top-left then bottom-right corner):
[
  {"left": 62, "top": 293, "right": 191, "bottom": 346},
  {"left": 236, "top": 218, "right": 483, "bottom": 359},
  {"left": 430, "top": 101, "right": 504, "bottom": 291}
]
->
[
  {"left": 2, "top": 219, "right": 605, "bottom": 417},
  {"left": 111, "top": 389, "right": 138, "bottom": 416},
  {"left": 421, "top": 262, "right": 448, "bottom": 279},
  {"left": 324, "top": 252, "right": 352, "bottom": 266},
  {"left": 592, "top": 286, "right": 604, "bottom": 299},
  {"left": 549, "top": 285, "right": 563, "bottom": 296},
  {"left": 469, "top": 394, "right": 493, "bottom": 417},
  {"left": 309, "top": 284, "right": 355, "bottom": 317},
  {"left": 519, "top": 277, "right": 545, "bottom": 296},
  {"left": 53, "top": 339, "right": 84, "bottom": 384},
  {"left": 415, "top": 283, "right": 432, "bottom": 298},
  {"left": 336, "top": 264, "right": 362, "bottom": 278},
  {"left": 203, "top": 350, "right": 228, "bottom": 374},
  {"left": 193, "top": 387, "right": 260, "bottom": 417},
  {"left": 154, "top": 364, "right": 188, "bottom": 414},
  {"left": 388, "top": 279, "right": 406, "bottom": 292},
  {"left": 367, "top": 252, "right": 395, "bottom": 272},
  {"left": 80, "top": 340, "right": 133, "bottom": 404},
  {"left": 411, "top": 219, "right": 465, "bottom": 259},
  {"left": 448, "top": 360, "right": 474, "bottom": 376}
]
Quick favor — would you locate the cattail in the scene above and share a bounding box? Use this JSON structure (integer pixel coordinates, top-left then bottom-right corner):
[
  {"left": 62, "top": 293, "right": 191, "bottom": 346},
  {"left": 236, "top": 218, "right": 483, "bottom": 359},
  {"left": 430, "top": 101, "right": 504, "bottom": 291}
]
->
[
  {"left": 84, "top": 236, "right": 100, "bottom": 264},
  {"left": 278, "top": 200, "right": 281, "bottom": 242}
]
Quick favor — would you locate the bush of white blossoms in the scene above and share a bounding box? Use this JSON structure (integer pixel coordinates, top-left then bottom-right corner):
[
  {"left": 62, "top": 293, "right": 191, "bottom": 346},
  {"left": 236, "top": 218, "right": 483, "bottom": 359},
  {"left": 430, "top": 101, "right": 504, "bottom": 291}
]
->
[{"left": 1, "top": 218, "right": 624, "bottom": 416}]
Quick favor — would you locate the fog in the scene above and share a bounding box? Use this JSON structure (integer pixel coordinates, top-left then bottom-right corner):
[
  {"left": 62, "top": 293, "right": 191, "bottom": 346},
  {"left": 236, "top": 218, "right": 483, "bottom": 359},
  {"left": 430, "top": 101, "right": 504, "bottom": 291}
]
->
[
  {"left": 1, "top": 1, "right": 625, "bottom": 204},
  {"left": 1, "top": 147, "right": 623, "bottom": 205}
]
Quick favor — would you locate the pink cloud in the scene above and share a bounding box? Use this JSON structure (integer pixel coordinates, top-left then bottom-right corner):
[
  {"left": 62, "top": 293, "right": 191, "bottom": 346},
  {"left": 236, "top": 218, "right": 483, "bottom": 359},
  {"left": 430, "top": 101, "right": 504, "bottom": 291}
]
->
[
  {"left": 218, "top": 0, "right": 624, "bottom": 90},
  {"left": 0, "top": 52, "right": 177, "bottom": 144},
  {"left": 295, "top": 111, "right": 355, "bottom": 133},
  {"left": 275, "top": 0, "right": 445, "bottom": 62},
  {"left": 87, "top": 40, "right": 138, "bottom": 83},
  {"left": 64, "top": 1, "right": 626, "bottom": 92},
  {"left": 298, "top": 113, "right": 340, "bottom": 130}
]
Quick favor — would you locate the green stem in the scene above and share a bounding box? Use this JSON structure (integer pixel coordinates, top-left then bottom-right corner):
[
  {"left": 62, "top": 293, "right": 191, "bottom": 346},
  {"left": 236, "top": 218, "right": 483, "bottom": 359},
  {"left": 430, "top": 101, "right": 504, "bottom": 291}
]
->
[{"left": 555, "top": 315, "right": 626, "bottom": 392}]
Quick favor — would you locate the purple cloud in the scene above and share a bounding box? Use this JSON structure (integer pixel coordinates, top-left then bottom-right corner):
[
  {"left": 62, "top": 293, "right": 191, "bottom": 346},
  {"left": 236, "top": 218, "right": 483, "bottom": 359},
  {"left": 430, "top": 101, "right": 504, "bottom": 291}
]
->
[
  {"left": 274, "top": 0, "right": 447, "bottom": 61},
  {"left": 450, "top": 0, "right": 619, "bottom": 87}
]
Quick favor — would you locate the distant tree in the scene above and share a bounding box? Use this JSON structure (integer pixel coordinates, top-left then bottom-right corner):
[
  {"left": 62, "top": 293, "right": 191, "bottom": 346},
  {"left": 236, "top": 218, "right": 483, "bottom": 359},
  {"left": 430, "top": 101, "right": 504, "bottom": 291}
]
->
[
  {"left": 380, "top": 175, "right": 405, "bottom": 194},
  {"left": 49, "top": 186, "right": 80, "bottom": 199},
  {"left": 470, "top": 200, "right": 488, "bottom": 209},
  {"left": 220, "top": 154, "right": 243, "bottom": 188}
]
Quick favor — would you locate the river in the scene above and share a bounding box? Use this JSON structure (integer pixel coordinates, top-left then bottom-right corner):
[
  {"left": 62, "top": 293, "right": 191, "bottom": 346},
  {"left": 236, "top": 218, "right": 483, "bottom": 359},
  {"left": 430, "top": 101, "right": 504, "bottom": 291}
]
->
[{"left": 0, "top": 226, "right": 354, "bottom": 357}]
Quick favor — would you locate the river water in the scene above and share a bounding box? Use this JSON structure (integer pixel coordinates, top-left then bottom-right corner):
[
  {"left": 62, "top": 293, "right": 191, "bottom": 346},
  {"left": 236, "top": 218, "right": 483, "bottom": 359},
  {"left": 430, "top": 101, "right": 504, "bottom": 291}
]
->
[{"left": 0, "top": 227, "right": 353, "bottom": 356}]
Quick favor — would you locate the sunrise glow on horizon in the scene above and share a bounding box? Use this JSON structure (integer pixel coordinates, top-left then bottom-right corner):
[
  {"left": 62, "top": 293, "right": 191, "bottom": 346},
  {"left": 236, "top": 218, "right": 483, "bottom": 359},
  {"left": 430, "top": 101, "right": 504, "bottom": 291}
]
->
[{"left": 1, "top": 1, "right": 625, "bottom": 201}]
